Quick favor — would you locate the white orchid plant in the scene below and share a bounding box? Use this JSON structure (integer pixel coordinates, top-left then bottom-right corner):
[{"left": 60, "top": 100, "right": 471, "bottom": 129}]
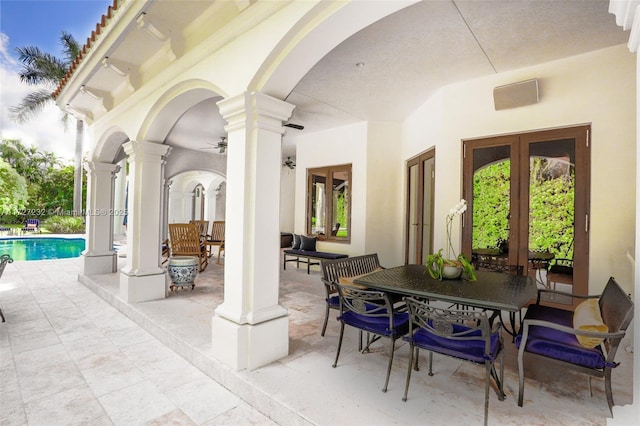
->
[
  {"left": 446, "top": 199, "right": 467, "bottom": 259},
  {"left": 426, "top": 199, "right": 476, "bottom": 281}
]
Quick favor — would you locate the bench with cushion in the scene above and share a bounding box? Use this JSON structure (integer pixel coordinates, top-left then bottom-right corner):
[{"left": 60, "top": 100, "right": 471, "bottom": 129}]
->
[
  {"left": 319, "top": 253, "right": 383, "bottom": 336},
  {"left": 283, "top": 234, "right": 348, "bottom": 274},
  {"left": 283, "top": 249, "right": 348, "bottom": 274}
]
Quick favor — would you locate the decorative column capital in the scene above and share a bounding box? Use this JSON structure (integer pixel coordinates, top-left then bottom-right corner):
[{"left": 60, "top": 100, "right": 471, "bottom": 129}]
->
[
  {"left": 123, "top": 140, "right": 172, "bottom": 162},
  {"left": 217, "top": 91, "right": 295, "bottom": 133},
  {"left": 85, "top": 161, "right": 121, "bottom": 176}
]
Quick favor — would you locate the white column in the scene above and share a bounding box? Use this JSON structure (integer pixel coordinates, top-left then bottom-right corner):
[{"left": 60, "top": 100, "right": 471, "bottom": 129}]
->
[
  {"left": 215, "top": 181, "right": 226, "bottom": 220},
  {"left": 607, "top": 2, "right": 638, "bottom": 423},
  {"left": 212, "top": 91, "right": 294, "bottom": 370},
  {"left": 82, "top": 161, "right": 120, "bottom": 274},
  {"left": 120, "top": 140, "right": 172, "bottom": 302},
  {"left": 113, "top": 158, "right": 127, "bottom": 238},
  {"left": 161, "top": 179, "right": 172, "bottom": 241}
]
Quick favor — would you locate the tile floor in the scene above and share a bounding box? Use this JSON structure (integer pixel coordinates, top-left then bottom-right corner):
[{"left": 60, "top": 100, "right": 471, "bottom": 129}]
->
[{"left": 0, "top": 252, "right": 634, "bottom": 425}]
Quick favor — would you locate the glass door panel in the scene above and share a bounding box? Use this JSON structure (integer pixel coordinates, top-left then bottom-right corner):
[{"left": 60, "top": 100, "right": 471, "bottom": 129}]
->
[
  {"left": 405, "top": 150, "right": 435, "bottom": 265},
  {"left": 471, "top": 145, "right": 512, "bottom": 263},
  {"left": 331, "top": 170, "right": 349, "bottom": 237},
  {"left": 420, "top": 156, "right": 435, "bottom": 263},
  {"left": 310, "top": 172, "right": 326, "bottom": 235},
  {"left": 526, "top": 138, "right": 576, "bottom": 294},
  {"left": 407, "top": 163, "right": 418, "bottom": 264},
  {"left": 464, "top": 126, "right": 589, "bottom": 306}
]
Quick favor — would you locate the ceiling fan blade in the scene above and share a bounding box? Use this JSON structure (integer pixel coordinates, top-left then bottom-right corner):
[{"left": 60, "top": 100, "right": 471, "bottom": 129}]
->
[{"left": 284, "top": 123, "right": 304, "bottom": 130}]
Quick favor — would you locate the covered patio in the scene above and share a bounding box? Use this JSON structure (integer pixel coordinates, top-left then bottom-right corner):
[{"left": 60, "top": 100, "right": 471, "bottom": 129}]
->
[
  {"left": 2, "top": 255, "right": 631, "bottom": 424},
  {"left": 47, "top": 0, "right": 639, "bottom": 421}
]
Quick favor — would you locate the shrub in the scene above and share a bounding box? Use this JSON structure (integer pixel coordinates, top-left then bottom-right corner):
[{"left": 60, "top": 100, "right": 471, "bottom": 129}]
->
[{"left": 42, "top": 216, "right": 85, "bottom": 234}]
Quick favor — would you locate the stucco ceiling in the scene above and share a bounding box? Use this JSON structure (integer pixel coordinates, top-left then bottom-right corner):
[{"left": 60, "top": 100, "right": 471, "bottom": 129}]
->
[{"left": 167, "top": 0, "right": 628, "bottom": 155}]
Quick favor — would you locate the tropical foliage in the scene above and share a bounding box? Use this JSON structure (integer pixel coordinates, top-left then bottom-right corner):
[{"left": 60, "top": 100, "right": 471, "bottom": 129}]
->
[
  {"left": 0, "top": 139, "right": 85, "bottom": 227},
  {"left": 472, "top": 159, "right": 574, "bottom": 259},
  {"left": 10, "top": 31, "right": 85, "bottom": 214},
  {"left": 0, "top": 158, "right": 28, "bottom": 215}
]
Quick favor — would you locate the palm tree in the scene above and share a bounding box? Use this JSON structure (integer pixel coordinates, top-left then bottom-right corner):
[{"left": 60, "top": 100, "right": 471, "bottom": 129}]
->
[{"left": 10, "top": 31, "right": 84, "bottom": 215}]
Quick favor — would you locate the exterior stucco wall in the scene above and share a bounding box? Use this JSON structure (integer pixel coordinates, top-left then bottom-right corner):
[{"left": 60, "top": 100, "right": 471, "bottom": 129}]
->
[{"left": 403, "top": 44, "right": 636, "bottom": 293}]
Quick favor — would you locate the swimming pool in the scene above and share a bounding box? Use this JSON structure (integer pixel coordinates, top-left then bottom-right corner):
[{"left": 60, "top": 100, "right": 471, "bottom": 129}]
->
[{"left": 0, "top": 237, "right": 85, "bottom": 261}]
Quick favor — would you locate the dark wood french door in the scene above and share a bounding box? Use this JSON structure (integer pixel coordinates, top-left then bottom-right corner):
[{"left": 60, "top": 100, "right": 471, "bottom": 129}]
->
[
  {"left": 462, "top": 126, "right": 590, "bottom": 302},
  {"left": 405, "top": 149, "right": 435, "bottom": 265}
]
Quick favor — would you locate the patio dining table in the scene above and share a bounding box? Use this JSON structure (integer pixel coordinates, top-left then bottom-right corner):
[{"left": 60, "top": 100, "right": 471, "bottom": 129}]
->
[{"left": 354, "top": 264, "right": 537, "bottom": 336}]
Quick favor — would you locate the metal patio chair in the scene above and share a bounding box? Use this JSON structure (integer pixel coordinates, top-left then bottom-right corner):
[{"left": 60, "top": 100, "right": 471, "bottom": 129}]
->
[
  {"left": 516, "top": 277, "right": 633, "bottom": 414},
  {"left": 402, "top": 297, "right": 504, "bottom": 426},
  {"left": 332, "top": 282, "right": 410, "bottom": 392}
]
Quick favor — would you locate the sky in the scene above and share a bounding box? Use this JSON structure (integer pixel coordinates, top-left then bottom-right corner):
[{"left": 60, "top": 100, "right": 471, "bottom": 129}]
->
[{"left": 1, "top": 0, "right": 112, "bottom": 161}]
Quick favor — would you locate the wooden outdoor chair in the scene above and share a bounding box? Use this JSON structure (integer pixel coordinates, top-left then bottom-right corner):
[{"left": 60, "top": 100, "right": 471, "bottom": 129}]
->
[
  {"left": 205, "top": 221, "right": 225, "bottom": 264},
  {"left": 168, "top": 223, "right": 209, "bottom": 272},
  {"left": 189, "top": 220, "right": 209, "bottom": 244}
]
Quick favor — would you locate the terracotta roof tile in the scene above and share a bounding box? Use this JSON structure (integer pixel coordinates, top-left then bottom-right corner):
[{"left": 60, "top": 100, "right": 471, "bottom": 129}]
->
[{"left": 53, "top": 0, "right": 120, "bottom": 99}]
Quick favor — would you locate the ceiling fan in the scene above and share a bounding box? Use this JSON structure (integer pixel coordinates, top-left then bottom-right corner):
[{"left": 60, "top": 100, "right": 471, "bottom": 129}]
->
[
  {"left": 201, "top": 136, "right": 228, "bottom": 153},
  {"left": 283, "top": 156, "right": 296, "bottom": 169}
]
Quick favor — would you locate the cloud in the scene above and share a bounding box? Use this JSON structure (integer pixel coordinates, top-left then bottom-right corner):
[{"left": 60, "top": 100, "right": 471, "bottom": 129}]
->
[{"left": 1, "top": 33, "right": 77, "bottom": 161}]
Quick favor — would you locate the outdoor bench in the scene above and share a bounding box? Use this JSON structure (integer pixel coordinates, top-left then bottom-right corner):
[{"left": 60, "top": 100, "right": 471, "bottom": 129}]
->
[{"left": 283, "top": 249, "right": 348, "bottom": 274}]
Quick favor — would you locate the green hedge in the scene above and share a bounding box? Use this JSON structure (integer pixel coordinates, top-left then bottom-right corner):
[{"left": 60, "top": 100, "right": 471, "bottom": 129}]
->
[{"left": 42, "top": 216, "right": 85, "bottom": 234}]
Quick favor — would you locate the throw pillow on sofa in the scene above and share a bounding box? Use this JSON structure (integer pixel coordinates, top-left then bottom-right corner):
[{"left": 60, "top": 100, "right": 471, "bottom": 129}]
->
[
  {"left": 292, "top": 234, "right": 301, "bottom": 249},
  {"left": 300, "top": 235, "right": 317, "bottom": 251}
]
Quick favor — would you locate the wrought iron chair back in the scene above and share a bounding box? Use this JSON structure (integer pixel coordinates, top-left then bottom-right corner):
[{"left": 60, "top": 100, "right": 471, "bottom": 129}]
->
[
  {"left": 333, "top": 282, "right": 410, "bottom": 393},
  {"left": 402, "top": 297, "right": 504, "bottom": 426},
  {"left": 319, "top": 254, "right": 382, "bottom": 336}
]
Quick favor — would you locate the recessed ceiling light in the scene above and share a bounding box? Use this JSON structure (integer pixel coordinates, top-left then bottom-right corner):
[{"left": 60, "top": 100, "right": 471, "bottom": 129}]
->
[{"left": 355, "top": 62, "right": 365, "bottom": 68}]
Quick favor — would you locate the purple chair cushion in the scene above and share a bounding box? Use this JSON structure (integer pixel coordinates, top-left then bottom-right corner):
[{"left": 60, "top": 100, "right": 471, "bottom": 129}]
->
[
  {"left": 327, "top": 295, "right": 339, "bottom": 308},
  {"left": 340, "top": 310, "right": 410, "bottom": 337},
  {"left": 405, "top": 322, "right": 500, "bottom": 363},
  {"left": 515, "top": 304, "right": 606, "bottom": 369}
]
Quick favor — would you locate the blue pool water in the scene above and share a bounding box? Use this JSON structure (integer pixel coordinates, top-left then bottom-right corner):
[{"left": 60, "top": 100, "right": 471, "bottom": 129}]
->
[{"left": 0, "top": 237, "right": 85, "bottom": 261}]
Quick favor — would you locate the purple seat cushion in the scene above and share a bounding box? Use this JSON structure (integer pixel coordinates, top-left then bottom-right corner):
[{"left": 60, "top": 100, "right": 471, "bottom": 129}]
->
[
  {"left": 327, "top": 295, "right": 339, "bottom": 308},
  {"left": 340, "top": 309, "right": 410, "bottom": 337},
  {"left": 515, "top": 304, "right": 606, "bottom": 369},
  {"left": 405, "top": 322, "right": 500, "bottom": 363}
]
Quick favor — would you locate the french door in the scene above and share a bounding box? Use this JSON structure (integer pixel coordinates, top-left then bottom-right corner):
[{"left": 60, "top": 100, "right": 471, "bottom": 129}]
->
[
  {"left": 462, "top": 126, "right": 590, "bottom": 301},
  {"left": 405, "top": 149, "right": 435, "bottom": 265}
]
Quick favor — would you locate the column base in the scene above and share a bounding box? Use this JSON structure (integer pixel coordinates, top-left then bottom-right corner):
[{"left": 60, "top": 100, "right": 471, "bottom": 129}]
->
[
  {"left": 212, "top": 314, "right": 289, "bottom": 370},
  {"left": 81, "top": 252, "right": 117, "bottom": 275},
  {"left": 120, "top": 271, "right": 167, "bottom": 302}
]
